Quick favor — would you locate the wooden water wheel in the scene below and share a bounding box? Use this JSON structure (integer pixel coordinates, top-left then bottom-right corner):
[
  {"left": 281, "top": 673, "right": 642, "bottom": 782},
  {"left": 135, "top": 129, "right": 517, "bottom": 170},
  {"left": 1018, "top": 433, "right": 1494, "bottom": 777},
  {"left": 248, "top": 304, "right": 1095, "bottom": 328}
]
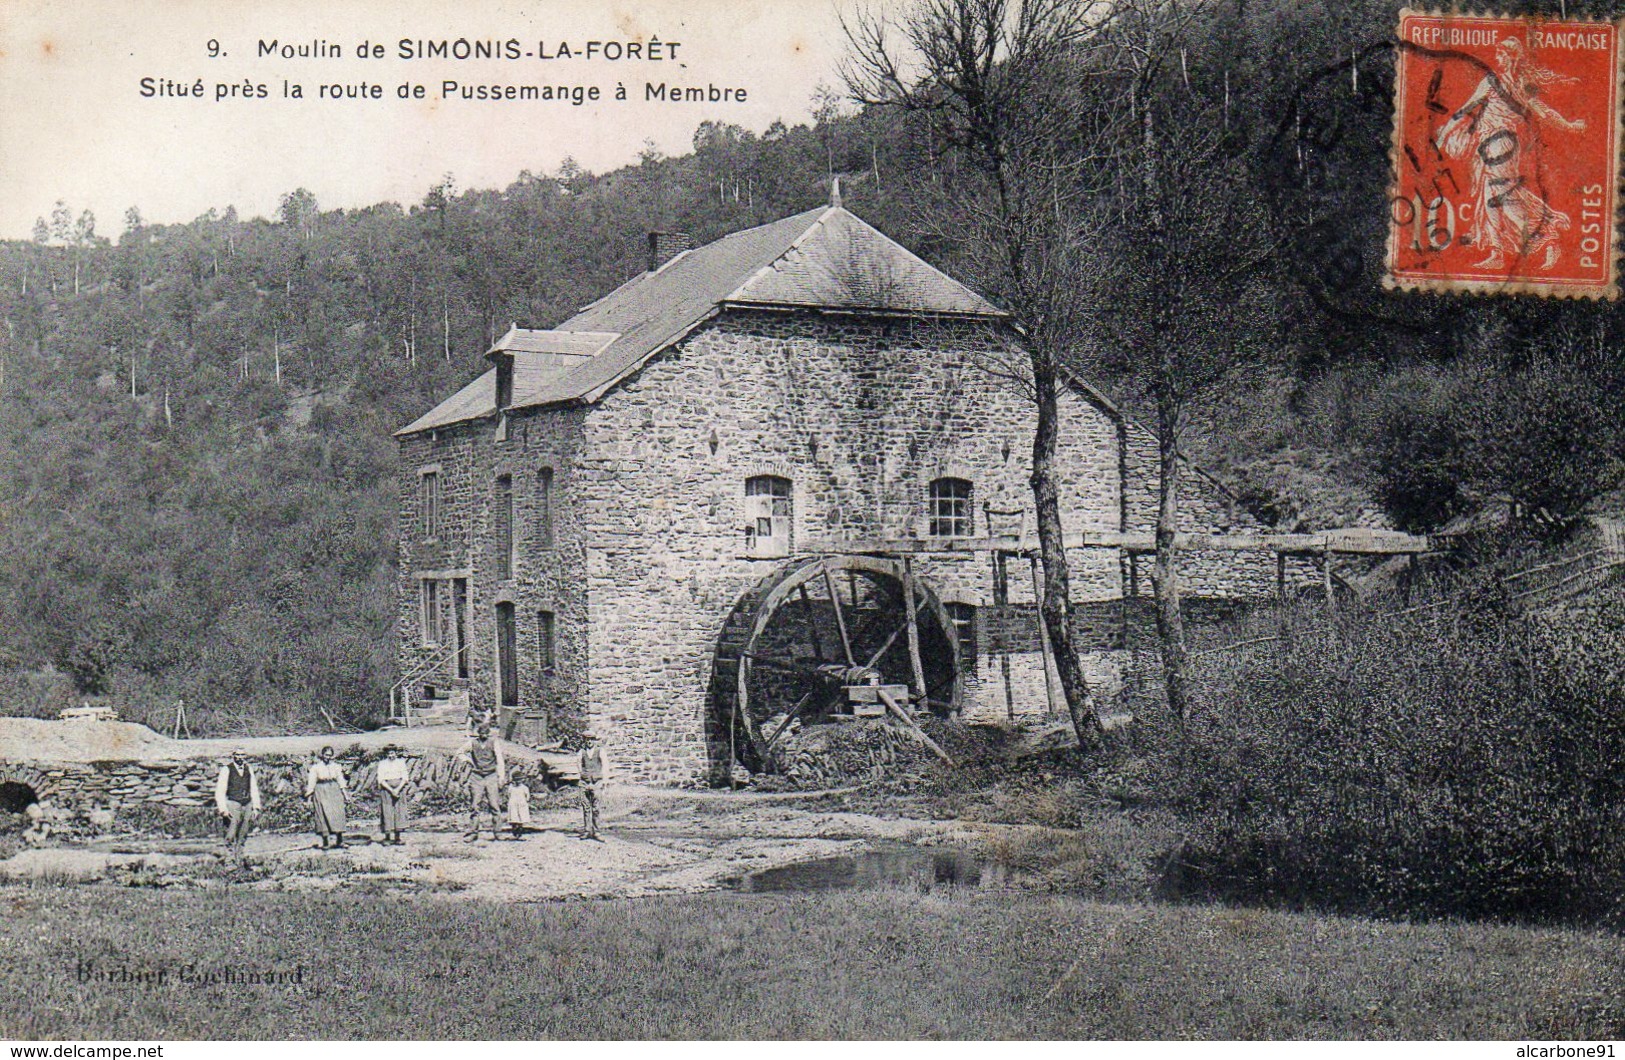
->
[{"left": 709, "top": 555, "right": 960, "bottom": 775}]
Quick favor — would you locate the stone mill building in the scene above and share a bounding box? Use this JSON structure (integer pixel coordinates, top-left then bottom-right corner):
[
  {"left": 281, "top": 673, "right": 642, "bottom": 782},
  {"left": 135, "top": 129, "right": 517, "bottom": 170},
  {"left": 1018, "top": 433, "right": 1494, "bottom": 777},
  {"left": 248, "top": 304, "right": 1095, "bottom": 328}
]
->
[{"left": 395, "top": 198, "right": 1301, "bottom": 784}]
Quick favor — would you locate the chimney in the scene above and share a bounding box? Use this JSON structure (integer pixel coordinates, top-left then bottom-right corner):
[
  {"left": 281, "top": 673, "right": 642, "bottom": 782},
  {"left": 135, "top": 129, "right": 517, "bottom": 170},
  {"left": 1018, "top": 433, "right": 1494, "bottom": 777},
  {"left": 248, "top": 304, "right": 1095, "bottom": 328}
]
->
[{"left": 647, "top": 230, "right": 692, "bottom": 272}]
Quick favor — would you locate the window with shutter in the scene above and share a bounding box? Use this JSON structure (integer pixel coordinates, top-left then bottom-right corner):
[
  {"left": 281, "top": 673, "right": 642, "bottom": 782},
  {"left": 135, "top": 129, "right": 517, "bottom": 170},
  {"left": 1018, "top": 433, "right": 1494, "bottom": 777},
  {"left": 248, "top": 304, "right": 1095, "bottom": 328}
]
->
[{"left": 744, "top": 476, "right": 792, "bottom": 557}]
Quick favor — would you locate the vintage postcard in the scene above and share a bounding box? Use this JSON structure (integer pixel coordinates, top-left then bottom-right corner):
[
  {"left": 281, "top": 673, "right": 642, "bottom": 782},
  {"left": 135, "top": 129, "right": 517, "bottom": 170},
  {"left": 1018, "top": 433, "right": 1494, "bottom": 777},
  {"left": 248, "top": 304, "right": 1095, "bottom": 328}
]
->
[{"left": 1, "top": 0, "right": 1623, "bottom": 1047}]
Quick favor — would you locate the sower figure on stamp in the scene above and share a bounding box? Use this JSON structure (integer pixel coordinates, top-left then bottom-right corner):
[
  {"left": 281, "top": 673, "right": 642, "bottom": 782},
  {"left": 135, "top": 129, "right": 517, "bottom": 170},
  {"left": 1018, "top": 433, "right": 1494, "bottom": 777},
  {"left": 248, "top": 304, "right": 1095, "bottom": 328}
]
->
[
  {"left": 214, "top": 748, "right": 261, "bottom": 861},
  {"left": 305, "top": 745, "right": 349, "bottom": 849},
  {"left": 579, "top": 732, "right": 605, "bottom": 841},
  {"left": 376, "top": 744, "right": 410, "bottom": 846},
  {"left": 462, "top": 722, "right": 506, "bottom": 841},
  {"left": 1437, "top": 37, "right": 1586, "bottom": 271}
]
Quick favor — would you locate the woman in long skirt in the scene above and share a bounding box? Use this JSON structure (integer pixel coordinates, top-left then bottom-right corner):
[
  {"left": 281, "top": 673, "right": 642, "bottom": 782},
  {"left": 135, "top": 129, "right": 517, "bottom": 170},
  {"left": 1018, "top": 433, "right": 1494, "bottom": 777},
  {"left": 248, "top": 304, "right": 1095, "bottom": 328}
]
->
[{"left": 305, "top": 745, "right": 348, "bottom": 849}]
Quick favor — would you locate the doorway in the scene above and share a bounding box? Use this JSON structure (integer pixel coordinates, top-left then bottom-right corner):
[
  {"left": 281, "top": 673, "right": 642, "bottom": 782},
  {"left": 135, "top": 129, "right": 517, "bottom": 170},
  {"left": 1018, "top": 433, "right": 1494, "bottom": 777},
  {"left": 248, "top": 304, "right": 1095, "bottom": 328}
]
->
[
  {"left": 495, "top": 602, "right": 518, "bottom": 707},
  {"left": 453, "top": 578, "right": 469, "bottom": 679}
]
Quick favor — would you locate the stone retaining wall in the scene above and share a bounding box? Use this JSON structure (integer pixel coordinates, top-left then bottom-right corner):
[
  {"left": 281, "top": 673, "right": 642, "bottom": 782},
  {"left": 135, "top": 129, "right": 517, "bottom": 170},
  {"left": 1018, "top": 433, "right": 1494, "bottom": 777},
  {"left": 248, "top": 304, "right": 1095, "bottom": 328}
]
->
[{"left": 0, "top": 749, "right": 549, "bottom": 834}]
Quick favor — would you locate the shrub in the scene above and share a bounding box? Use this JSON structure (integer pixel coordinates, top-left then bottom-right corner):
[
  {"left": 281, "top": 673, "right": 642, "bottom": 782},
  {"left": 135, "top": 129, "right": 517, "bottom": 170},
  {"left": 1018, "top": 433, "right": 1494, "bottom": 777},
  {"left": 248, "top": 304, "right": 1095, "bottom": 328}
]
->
[{"left": 1162, "top": 580, "right": 1625, "bottom": 926}]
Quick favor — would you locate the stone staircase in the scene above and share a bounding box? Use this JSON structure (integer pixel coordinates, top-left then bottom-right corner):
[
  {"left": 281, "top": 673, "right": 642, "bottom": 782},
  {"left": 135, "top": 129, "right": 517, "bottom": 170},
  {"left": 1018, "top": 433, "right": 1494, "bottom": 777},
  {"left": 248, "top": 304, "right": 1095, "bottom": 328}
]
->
[{"left": 403, "top": 686, "right": 469, "bottom": 727}]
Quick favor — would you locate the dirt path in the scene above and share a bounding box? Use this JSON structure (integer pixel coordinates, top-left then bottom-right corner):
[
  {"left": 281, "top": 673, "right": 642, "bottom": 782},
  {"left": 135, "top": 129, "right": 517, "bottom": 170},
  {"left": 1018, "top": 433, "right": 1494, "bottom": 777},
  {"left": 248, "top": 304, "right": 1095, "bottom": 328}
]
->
[{"left": 0, "top": 785, "right": 1008, "bottom": 901}]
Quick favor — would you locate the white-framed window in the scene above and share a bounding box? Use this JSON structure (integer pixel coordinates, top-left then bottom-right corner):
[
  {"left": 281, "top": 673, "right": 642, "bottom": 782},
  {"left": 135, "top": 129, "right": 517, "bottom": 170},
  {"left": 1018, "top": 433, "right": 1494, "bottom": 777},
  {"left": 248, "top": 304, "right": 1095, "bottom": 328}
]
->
[
  {"left": 419, "top": 469, "right": 441, "bottom": 539},
  {"left": 419, "top": 578, "right": 440, "bottom": 646},
  {"left": 929, "top": 478, "right": 974, "bottom": 538},
  {"left": 744, "top": 475, "right": 792, "bottom": 558}
]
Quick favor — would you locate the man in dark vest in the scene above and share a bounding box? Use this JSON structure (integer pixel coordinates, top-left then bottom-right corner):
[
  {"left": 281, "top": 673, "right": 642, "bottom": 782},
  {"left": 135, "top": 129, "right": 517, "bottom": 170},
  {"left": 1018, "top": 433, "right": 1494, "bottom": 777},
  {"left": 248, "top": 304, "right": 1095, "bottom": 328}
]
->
[
  {"left": 213, "top": 749, "right": 262, "bottom": 860},
  {"left": 461, "top": 722, "right": 506, "bottom": 841},
  {"left": 579, "top": 732, "right": 604, "bottom": 841}
]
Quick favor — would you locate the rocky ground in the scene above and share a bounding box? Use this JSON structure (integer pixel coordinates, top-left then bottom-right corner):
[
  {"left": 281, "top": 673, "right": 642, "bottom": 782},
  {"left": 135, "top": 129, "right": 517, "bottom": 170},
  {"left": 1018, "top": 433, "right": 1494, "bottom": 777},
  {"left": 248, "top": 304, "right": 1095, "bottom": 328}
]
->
[{"left": 0, "top": 784, "right": 1068, "bottom": 901}]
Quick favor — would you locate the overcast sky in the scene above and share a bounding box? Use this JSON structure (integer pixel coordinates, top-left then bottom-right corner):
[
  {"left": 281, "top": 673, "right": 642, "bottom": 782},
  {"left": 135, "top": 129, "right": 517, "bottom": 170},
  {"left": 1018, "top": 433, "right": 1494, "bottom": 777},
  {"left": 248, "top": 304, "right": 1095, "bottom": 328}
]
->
[{"left": 0, "top": 0, "right": 872, "bottom": 239}]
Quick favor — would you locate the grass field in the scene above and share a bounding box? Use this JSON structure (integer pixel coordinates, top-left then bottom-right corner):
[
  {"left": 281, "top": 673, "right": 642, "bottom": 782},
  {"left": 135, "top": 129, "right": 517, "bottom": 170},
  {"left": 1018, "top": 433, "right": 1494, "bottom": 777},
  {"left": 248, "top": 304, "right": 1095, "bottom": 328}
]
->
[{"left": 2, "top": 885, "right": 1621, "bottom": 1039}]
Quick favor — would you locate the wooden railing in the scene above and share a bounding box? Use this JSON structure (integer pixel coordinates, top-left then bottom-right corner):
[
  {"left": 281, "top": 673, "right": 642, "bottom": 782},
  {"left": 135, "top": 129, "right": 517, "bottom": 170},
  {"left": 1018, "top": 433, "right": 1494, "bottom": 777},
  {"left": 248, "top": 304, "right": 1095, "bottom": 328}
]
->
[{"left": 388, "top": 644, "right": 459, "bottom": 727}]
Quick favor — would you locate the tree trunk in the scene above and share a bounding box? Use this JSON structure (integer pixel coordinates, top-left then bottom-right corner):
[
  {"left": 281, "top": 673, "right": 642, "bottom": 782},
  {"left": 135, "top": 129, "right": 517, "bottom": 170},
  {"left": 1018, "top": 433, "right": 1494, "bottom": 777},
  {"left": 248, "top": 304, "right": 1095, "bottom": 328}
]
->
[
  {"left": 1152, "top": 402, "right": 1190, "bottom": 726},
  {"left": 1140, "top": 73, "right": 1190, "bottom": 729},
  {"left": 1031, "top": 349, "right": 1103, "bottom": 748}
]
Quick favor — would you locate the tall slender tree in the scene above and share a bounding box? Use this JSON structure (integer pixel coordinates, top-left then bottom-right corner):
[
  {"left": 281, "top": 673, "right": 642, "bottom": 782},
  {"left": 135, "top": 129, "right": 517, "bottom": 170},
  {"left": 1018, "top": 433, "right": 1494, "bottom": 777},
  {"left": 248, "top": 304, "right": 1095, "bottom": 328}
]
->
[{"left": 844, "top": 0, "right": 1124, "bottom": 746}]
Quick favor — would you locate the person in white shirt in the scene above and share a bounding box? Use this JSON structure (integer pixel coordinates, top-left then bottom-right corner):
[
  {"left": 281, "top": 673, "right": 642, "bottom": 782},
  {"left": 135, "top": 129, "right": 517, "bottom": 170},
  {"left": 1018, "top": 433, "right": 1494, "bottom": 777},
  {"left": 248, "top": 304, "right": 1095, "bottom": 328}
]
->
[
  {"left": 461, "top": 724, "right": 507, "bottom": 841},
  {"left": 214, "top": 749, "right": 262, "bottom": 860},
  {"left": 579, "top": 732, "right": 605, "bottom": 841},
  {"left": 375, "top": 745, "right": 410, "bottom": 846}
]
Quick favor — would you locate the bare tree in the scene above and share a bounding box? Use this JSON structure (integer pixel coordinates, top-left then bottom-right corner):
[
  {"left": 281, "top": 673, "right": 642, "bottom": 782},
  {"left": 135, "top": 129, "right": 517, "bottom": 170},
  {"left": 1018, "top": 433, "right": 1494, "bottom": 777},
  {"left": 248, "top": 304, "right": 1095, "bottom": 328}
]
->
[
  {"left": 1082, "top": 0, "right": 1281, "bottom": 725},
  {"left": 849, "top": 0, "right": 1281, "bottom": 732},
  {"left": 72, "top": 209, "right": 97, "bottom": 296},
  {"left": 844, "top": 0, "right": 1125, "bottom": 747}
]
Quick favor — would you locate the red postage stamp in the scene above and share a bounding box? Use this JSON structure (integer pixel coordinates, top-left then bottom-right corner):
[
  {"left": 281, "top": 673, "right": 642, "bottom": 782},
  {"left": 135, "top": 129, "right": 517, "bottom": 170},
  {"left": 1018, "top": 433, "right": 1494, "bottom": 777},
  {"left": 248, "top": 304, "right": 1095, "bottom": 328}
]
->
[{"left": 1387, "top": 10, "right": 1624, "bottom": 298}]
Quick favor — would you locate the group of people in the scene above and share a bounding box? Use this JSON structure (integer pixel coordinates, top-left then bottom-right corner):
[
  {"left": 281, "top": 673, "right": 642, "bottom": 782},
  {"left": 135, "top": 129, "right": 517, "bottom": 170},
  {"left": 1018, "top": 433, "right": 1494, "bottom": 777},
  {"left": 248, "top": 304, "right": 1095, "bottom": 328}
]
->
[{"left": 211, "top": 725, "right": 605, "bottom": 859}]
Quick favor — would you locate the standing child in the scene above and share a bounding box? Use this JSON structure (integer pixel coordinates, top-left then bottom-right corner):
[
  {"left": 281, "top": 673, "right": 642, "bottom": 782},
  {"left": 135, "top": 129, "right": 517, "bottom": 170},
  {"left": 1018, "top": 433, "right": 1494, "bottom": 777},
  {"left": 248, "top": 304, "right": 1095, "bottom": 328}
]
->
[{"left": 505, "top": 772, "right": 531, "bottom": 840}]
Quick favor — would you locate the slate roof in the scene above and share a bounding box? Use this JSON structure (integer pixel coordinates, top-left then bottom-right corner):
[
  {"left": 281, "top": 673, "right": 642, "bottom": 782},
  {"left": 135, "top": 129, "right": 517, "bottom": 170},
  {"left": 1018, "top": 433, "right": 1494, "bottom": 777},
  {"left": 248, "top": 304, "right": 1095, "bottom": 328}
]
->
[
  {"left": 397, "top": 369, "right": 497, "bottom": 436},
  {"left": 397, "top": 205, "right": 1007, "bottom": 436},
  {"left": 497, "top": 328, "right": 619, "bottom": 356}
]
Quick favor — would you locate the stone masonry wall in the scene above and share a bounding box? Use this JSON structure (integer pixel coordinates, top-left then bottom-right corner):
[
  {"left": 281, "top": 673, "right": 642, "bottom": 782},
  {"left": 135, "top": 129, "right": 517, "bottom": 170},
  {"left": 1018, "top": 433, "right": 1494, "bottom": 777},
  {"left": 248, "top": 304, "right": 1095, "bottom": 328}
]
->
[
  {"left": 1120, "top": 421, "right": 1324, "bottom": 598},
  {"left": 578, "top": 310, "right": 1126, "bottom": 784},
  {"left": 397, "top": 317, "right": 1327, "bottom": 784},
  {"left": 0, "top": 748, "right": 544, "bottom": 834},
  {"left": 397, "top": 407, "right": 591, "bottom": 742}
]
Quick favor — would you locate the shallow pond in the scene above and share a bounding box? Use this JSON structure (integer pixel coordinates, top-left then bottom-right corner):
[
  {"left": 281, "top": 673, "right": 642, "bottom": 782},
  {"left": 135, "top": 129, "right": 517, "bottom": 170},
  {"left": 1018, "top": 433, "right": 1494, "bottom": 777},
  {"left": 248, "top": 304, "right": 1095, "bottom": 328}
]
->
[{"left": 731, "top": 845, "right": 1010, "bottom": 893}]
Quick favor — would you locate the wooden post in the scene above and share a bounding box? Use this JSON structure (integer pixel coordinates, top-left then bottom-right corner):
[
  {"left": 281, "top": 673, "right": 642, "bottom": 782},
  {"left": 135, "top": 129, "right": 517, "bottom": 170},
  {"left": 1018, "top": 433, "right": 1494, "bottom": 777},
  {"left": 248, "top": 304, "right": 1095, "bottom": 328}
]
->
[
  {"left": 1276, "top": 552, "right": 1287, "bottom": 602},
  {"left": 1323, "top": 544, "right": 1335, "bottom": 611},
  {"left": 735, "top": 659, "right": 771, "bottom": 762},
  {"left": 901, "top": 557, "right": 929, "bottom": 705},
  {"left": 877, "top": 687, "right": 953, "bottom": 765},
  {"left": 822, "top": 564, "right": 857, "bottom": 668},
  {"left": 764, "top": 689, "right": 821, "bottom": 750},
  {"left": 1030, "top": 554, "right": 1062, "bottom": 717},
  {"left": 993, "top": 550, "right": 1015, "bottom": 720},
  {"left": 797, "top": 583, "right": 825, "bottom": 662}
]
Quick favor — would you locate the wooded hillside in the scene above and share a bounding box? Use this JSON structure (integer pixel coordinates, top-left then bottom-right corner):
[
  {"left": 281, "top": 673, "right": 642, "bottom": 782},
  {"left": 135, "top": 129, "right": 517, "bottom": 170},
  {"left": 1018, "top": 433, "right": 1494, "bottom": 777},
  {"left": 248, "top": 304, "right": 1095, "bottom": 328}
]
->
[{"left": 1, "top": 0, "right": 1619, "bottom": 732}]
